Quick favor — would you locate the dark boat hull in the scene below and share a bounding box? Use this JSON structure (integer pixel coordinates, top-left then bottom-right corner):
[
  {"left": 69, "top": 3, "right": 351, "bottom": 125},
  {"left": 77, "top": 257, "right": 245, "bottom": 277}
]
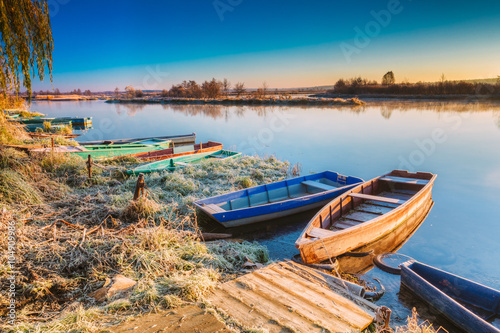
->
[{"left": 401, "top": 262, "right": 500, "bottom": 333}]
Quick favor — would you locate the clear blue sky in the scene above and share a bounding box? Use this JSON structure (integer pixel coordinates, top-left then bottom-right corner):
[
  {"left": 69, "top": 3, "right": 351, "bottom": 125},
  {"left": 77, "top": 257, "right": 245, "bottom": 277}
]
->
[{"left": 32, "top": 0, "right": 500, "bottom": 91}]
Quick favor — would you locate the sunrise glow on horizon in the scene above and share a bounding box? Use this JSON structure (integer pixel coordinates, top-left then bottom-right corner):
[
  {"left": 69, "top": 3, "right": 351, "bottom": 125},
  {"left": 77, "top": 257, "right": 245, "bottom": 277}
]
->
[{"left": 32, "top": 0, "right": 500, "bottom": 91}]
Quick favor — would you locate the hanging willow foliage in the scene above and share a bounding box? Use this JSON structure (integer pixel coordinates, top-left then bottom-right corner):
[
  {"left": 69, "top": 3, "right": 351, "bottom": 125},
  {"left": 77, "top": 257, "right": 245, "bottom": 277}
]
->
[{"left": 0, "top": 0, "right": 53, "bottom": 98}]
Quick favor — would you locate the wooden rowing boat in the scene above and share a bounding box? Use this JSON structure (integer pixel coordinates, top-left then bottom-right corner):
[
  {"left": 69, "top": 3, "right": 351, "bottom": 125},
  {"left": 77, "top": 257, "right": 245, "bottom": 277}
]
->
[
  {"left": 9, "top": 116, "right": 92, "bottom": 126},
  {"left": 29, "top": 139, "right": 171, "bottom": 160},
  {"left": 295, "top": 170, "right": 436, "bottom": 264},
  {"left": 78, "top": 133, "right": 196, "bottom": 147},
  {"left": 194, "top": 171, "right": 364, "bottom": 228},
  {"left": 129, "top": 141, "right": 222, "bottom": 161},
  {"left": 126, "top": 149, "right": 241, "bottom": 174},
  {"left": 401, "top": 261, "right": 500, "bottom": 332}
]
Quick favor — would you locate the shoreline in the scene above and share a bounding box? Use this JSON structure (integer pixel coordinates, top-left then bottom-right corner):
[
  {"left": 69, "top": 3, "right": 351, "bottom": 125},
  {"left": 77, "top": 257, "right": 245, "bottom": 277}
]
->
[
  {"left": 312, "top": 93, "right": 500, "bottom": 101},
  {"left": 105, "top": 96, "right": 365, "bottom": 106}
]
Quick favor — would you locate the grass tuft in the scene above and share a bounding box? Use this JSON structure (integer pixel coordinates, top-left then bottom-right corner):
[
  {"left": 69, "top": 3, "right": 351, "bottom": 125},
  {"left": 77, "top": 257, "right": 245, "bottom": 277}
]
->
[{"left": 0, "top": 169, "right": 42, "bottom": 205}]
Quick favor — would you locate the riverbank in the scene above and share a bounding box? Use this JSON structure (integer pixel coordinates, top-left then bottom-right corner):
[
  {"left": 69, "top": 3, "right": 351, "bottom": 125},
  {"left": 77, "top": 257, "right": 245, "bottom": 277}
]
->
[
  {"left": 313, "top": 92, "right": 500, "bottom": 101},
  {"left": 0, "top": 115, "right": 288, "bottom": 332},
  {"left": 106, "top": 96, "right": 365, "bottom": 106}
]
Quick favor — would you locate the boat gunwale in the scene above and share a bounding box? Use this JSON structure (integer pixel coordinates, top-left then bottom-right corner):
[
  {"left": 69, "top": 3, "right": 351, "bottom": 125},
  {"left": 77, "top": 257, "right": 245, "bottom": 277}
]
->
[{"left": 295, "top": 170, "right": 437, "bottom": 249}]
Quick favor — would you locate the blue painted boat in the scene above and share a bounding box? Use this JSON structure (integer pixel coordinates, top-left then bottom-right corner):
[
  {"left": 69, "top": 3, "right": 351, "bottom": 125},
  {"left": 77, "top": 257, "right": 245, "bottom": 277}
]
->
[
  {"left": 194, "top": 171, "right": 363, "bottom": 228},
  {"left": 401, "top": 261, "right": 500, "bottom": 333}
]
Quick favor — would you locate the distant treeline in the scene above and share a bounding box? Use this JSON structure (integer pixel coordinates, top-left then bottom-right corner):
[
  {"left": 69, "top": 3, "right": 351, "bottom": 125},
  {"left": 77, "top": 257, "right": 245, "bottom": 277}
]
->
[
  {"left": 329, "top": 77, "right": 500, "bottom": 96},
  {"left": 162, "top": 78, "right": 239, "bottom": 98}
]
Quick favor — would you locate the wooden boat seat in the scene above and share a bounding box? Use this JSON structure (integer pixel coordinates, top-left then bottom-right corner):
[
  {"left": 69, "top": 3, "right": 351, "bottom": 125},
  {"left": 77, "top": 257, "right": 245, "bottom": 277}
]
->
[
  {"left": 380, "top": 176, "right": 429, "bottom": 185},
  {"left": 349, "top": 193, "right": 405, "bottom": 205},
  {"left": 307, "top": 227, "right": 336, "bottom": 239},
  {"left": 301, "top": 181, "right": 336, "bottom": 191},
  {"left": 204, "top": 204, "right": 226, "bottom": 214}
]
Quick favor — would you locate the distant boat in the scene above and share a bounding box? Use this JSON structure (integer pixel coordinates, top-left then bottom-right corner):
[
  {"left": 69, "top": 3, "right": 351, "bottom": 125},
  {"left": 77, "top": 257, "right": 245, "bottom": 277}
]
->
[
  {"left": 29, "top": 133, "right": 80, "bottom": 139},
  {"left": 295, "top": 170, "right": 436, "bottom": 264},
  {"left": 130, "top": 141, "right": 223, "bottom": 161},
  {"left": 30, "top": 138, "right": 171, "bottom": 160},
  {"left": 126, "top": 149, "right": 241, "bottom": 174},
  {"left": 401, "top": 261, "right": 500, "bottom": 333},
  {"left": 194, "top": 171, "right": 363, "bottom": 228},
  {"left": 22, "top": 121, "right": 73, "bottom": 133},
  {"left": 78, "top": 133, "right": 196, "bottom": 147},
  {"left": 10, "top": 116, "right": 92, "bottom": 127}
]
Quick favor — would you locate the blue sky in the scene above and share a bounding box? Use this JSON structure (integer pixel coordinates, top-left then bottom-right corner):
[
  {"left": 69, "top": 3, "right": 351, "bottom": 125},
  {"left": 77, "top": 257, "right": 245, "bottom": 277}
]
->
[{"left": 33, "top": 0, "right": 500, "bottom": 91}]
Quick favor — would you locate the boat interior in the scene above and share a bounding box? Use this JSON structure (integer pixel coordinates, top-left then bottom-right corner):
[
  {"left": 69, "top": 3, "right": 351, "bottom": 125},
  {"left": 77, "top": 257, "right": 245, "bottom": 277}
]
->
[
  {"left": 213, "top": 177, "right": 345, "bottom": 212},
  {"left": 137, "top": 141, "right": 222, "bottom": 158},
  {"left": 305, "top": 172, "right": 433, "bottom": 238},
  {"left": 86, "top": 139, "right": 170, "bottom": 150}
]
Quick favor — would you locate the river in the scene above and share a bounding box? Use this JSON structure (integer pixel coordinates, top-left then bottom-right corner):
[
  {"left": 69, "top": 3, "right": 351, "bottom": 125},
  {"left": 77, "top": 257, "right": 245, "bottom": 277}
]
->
[{"left": 33, "top": 99, "right": 500, "bottom": 330}]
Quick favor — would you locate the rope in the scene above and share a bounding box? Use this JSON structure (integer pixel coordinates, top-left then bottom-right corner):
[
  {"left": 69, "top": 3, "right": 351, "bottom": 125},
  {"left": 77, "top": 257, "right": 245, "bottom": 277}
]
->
[{"left": 319, "top": 238, "right": 359, "bottom": 304}]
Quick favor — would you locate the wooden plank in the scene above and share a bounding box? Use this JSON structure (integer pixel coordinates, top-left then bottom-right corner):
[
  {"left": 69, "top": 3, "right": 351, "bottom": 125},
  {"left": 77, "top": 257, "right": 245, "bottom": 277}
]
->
[
  {"left": 244, "top": 273, "right": 355, "bottom": 332},
  {"left": 221, "top": 280, "right": 322, "bottom": 332},
  {"left": 204, "top": 204, "right": 225, "bottom": 214},
  {"left": 282, "top": 261, "right": 378, "bottom": 312},
  {"left": 349, "top": 192, "right": 405, "bottom": 205},
  {"left": 392, "top": 189, "right": 418, "bottom": 196},
  {"left": 356, "top": 203, "right": 393, "bottom": 215},
  {"left": 344, "top": 211, "right": 381, "bottom": 222},
  {"left": 262, "top": 266, "right": 373, "bottom": 329},
  {"left": 379, "top": 191, "right": 413, "bottom": 201},
  {"left": 365, "top": 200, "right": 400, "bottom": 209},
  {"left": 332, "top": 222, "right": 356, "bottom": 230},
  {"left": 209, "top": 289, "right": 283, "bottom": 332},
  {"left": 307, "top": 227, "right": 337, "bottom": 239},
  {"left": 340, "top": 218, "right": 363, "bottom": 225},
  {"left": 380, "top": 176, "right": 429, "bottom": 185},
  {"left": 302, "top": 180, "right": 336, "bottom": 191}
]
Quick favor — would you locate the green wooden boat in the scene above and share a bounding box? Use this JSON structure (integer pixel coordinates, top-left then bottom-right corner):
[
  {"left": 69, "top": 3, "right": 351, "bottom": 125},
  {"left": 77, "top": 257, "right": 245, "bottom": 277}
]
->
[
  {"left": 23, "top": 121, "right": 73, "bottom": 132},
  {"left": 9, "top": 116, "right": 92, "bottom": 125},
  {"left": 127, "top": 149, "right": 241, "bottom": 174},
  {"left": 71, "top": 139, "right": 171, "bottom": 159}
]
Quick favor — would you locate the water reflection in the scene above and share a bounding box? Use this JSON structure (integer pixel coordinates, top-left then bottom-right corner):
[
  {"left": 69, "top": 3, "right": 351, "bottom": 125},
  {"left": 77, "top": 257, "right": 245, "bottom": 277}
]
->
[{"left": 112, "top": 100, "right": 500, "bottom": 127}]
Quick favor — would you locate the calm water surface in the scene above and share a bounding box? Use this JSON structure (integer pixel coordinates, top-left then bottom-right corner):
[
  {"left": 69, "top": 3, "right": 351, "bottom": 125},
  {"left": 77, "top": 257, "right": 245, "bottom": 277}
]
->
[{"left": 33, "top": 100, "right": 500, "bottom": 329}]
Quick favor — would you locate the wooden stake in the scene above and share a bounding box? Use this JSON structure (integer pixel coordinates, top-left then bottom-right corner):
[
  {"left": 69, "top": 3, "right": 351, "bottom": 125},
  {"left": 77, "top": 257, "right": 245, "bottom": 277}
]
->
[
  {"left": 86, "top": 155, "right": 92, "bottom": 179},
  {"left": 133, "top": 173, "right": 145, "bottom": 200}
]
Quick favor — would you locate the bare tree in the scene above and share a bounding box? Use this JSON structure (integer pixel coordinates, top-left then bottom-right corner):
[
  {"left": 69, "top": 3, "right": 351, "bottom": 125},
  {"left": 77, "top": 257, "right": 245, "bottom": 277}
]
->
[
  {"left": 222, "top": 78, "right": 231, "bottom": 96},
  {"left": 255, "top": 82, "right": 269, "bottom": 99},
  {"left": 125, "top": 86, "right": 135, "bottom": 98},
  {"left": 114, "top": 87, "right": 120, "bottom": 97},
  {"left": 202, "top": 78, "right": 222, "bottom": 98},
  {"left": 234, "top": 82, "right": 245, "bottom": 97}
]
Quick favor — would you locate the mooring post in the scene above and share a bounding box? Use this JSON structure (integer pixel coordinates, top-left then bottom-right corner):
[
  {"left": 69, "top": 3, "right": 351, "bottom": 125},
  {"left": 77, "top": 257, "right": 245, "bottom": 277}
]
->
[
  {"left": 86, "top": 155, "right": 92, "bottom": 179},
  {"left": 133, "top": 173, "right": 145, "bottom": 200}
]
